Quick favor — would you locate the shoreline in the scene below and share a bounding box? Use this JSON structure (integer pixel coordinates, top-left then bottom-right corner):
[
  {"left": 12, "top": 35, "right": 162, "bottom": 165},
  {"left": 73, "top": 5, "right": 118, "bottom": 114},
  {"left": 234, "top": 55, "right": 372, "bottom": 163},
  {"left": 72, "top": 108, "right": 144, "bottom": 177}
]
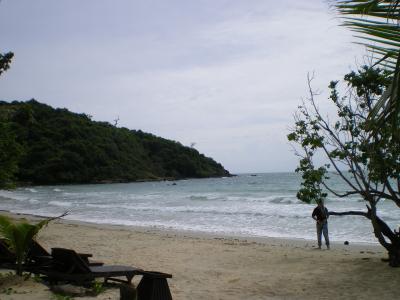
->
[
  {"left": 1, "top": 175, "right": 385, "bottom": 246},
  {"left": 1, "top": 209, "right": 381, "bottom": 251},
  {"left": 1, "top": 211, "right": 400, "bottom": 299},
  {"left": 11, "top": 173, "right": 235, "bottom": 188}
]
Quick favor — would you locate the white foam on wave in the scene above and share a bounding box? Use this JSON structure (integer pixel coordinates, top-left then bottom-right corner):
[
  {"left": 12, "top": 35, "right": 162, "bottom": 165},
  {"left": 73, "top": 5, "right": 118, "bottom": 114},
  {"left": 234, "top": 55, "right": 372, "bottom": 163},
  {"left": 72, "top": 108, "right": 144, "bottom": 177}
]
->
[
  {"left": 189, "top": 195, "right": 209, "bottom": 201},
  {"left": 48, "top": 200, "right": 72, "bottom": 207},
  {"left": 69, "top": 216, "right": 163, "bottom": 228},
  {"left": 85, "top": 203, "right": 137, "bottom": 210},
  {"left": 0, "top": 190, "right": 30, "bottom": 202},
  {"left": 189, "top": 194, "right": 225, "bottom": 201},
  {"left": 5, "top": 208, "right": 57, "bottom": 218},
  {"left": 128, "top": 193, "right": 162, "bottom": 200},
  {"left": 0, "top": 190, "right": 14, "bottom": 198},
  {"left": 226, "top": 196, "right": 250, "bottom": 202},
  {"left": 25, "top": 188, "right": 38, "bottom": 193},
  {"left": 0, "top": 174, "right": 390, "bottom": 244},
  {"left": 269, "top": 196, "right": 301, "bottom": 204}
]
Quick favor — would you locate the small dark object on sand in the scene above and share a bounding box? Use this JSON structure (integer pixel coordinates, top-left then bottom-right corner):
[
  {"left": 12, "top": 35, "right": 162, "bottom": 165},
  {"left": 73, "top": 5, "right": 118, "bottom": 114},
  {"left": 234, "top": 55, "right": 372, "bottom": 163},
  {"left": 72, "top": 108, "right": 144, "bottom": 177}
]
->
[{"left": 344, "top": 241, "right": 349, "bottom": 245}]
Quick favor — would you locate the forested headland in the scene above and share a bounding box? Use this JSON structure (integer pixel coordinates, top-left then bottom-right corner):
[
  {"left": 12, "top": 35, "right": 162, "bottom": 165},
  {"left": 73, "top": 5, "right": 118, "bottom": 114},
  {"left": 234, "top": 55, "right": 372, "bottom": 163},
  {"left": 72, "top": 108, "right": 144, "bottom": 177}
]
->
[{"left": 0, "top": 99, "right": 230, "bottom": 187}]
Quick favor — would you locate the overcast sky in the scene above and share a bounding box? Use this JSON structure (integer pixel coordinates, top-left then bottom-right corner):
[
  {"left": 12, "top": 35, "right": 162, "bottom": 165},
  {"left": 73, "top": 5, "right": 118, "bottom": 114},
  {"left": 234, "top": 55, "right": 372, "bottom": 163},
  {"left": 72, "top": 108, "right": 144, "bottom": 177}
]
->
[{"left": 0, "top": 0, "right": 365, "bottom": 173}]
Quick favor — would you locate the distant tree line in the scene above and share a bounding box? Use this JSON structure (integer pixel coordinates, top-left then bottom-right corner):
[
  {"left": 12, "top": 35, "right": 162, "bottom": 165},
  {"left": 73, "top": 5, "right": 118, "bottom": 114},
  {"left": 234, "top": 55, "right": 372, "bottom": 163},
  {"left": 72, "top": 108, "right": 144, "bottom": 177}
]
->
[
  {"left": 0, "top": 51, "right": 229, "bottom": 187},
  {"left": 0, "top": 99, "right": 230, "bottom": 187},
  {"left": 0, "top": 51, "right": 23, "bottom": 188}
]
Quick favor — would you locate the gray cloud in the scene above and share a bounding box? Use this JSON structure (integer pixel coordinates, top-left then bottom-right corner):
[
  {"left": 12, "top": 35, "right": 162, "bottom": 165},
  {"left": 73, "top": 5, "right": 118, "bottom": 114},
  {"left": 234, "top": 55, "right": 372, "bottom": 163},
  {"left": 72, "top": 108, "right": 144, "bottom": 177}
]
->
[{"left": 0, "top": 0, "right": 364, "bottom": 173}]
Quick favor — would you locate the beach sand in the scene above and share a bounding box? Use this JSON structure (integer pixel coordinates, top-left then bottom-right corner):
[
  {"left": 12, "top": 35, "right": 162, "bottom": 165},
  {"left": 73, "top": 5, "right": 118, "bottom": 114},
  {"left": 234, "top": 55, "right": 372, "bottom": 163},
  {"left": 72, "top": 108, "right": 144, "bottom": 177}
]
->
[{"left": 1, "top": 212, "right": 400, "bottom": 300}]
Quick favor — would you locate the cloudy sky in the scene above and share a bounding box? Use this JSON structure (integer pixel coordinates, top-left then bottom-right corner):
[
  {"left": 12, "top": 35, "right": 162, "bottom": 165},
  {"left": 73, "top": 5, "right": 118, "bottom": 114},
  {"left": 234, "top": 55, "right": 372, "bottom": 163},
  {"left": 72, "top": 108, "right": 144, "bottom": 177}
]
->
[{"left": 0, "top": 0, "right": 365, "bottom": 173}]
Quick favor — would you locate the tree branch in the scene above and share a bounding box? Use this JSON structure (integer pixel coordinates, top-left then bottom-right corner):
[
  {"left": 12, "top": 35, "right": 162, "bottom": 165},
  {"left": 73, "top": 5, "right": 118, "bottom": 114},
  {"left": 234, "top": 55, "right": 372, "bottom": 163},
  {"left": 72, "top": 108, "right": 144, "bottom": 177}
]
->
[
  {"left": 321, "top": 183, "right": 359, "bottom": 198},
  {"left": 329, "top": 210, "right": 368, "bottom": 217},
  {"left": 330, "top": 207, "right": 395, "bottom": 249}
]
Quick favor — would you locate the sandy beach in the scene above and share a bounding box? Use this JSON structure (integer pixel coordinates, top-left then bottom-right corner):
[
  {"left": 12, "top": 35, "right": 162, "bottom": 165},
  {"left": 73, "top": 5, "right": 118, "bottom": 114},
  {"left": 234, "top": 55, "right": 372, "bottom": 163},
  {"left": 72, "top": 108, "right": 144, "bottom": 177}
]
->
[{"left": 1, "top": 212, "right": 400, "bottom": 300}]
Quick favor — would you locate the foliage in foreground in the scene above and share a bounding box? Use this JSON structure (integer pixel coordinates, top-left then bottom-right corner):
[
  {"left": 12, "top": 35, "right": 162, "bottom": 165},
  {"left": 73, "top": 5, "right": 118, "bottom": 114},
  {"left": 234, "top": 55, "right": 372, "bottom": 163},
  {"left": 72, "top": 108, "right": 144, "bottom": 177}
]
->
[
  {"left": 288, "top": 66, "right": 400, "bottom": 266},
  {"left": 334, "top": 0, "right": 400, "bottom": 136},
  {"left": 0, "top": 215, "right": 52, "bottom": 275}
]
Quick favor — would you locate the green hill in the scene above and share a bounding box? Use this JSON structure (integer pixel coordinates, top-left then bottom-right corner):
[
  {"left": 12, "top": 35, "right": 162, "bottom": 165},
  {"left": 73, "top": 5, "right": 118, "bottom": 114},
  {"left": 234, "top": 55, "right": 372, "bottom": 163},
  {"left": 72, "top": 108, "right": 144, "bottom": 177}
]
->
[{"left": 0, "top": 99, "right": 230, "bottom": 186}]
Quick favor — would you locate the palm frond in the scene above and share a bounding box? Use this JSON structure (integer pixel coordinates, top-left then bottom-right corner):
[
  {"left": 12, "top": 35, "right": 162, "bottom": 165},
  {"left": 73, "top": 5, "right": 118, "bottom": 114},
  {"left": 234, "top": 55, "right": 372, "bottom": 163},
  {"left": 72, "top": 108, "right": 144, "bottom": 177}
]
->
[
  {"left": 334, "top": 0, "right": 400, "bottom": 134},
  {"left": 0, "top": 213, "right": 67, "bottom": 275},
  {"left": 336, "top": 0, "right": 400, "bottom": 67}
]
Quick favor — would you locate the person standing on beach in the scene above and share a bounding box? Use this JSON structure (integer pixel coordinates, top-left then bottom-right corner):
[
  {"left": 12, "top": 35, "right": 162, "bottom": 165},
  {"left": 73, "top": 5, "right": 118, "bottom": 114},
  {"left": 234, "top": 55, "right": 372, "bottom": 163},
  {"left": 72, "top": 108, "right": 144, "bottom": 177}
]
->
[{"left": 312, "top": 201, "right": 330, "bottom": 249}]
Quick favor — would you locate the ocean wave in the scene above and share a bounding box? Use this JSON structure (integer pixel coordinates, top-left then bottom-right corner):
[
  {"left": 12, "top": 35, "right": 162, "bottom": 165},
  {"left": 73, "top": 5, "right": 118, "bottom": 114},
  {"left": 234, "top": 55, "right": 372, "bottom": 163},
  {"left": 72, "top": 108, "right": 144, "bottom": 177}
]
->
[
  {"left": 0, "top": 190, "right": 30, "bottom": 202},
  {"left": 48, "top": 200, "right": 73, "bottom": 207},
  {"left": 25, "top": 188, "right": 38, "bottom": 193},
  {"left": 0, "top": 190, "right": 15, "bottom": 198},
  {"left": 189, "top": 195, "right": 225, "bottom": 201},
  {"left": 85, "top": 203, "right": 137, "bottom": 210},
  {"left": 220, "top": 195, "right": 302, "bottom": 204},
  {"left": 0, "top": 174, "right": 393, "bottom": 244},
  {"left": 62, "top": 216, "right": 378, "bottom": 243},
  {"left": 116, "top": 205, "right": 310, "bottom": 219},
  {"left": 269, "top": 196, "right": 301, "bottom": 204},
  {"left": 189, "top": 195, "right": 209, "bottom": 201}
]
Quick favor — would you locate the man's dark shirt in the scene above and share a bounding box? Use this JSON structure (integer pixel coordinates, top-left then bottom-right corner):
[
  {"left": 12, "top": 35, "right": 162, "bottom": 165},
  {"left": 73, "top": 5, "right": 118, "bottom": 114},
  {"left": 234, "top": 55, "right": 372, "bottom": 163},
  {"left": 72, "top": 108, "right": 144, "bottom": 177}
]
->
[{"left": 312, "top": 206, "right": 328, "bottom": 222}]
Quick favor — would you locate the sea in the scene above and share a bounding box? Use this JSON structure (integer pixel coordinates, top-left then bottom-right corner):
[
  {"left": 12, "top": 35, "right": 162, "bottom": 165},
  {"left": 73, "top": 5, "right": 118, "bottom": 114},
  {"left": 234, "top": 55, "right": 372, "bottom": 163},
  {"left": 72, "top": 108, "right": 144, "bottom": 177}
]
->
[{"left": 0, "top": 173, "right": 399, "bottom": 244}]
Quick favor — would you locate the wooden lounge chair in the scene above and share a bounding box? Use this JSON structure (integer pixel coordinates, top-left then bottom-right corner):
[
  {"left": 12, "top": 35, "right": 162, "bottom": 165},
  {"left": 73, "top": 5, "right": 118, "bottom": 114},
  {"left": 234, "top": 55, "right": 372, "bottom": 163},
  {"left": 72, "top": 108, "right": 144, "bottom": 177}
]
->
[
  {"left": 0, "top": 238, "right": 102, "bottom": 267},
  {"left": 28, "top": 240, "right": 103, "bottom": 266},
  {"left": 39, "top": 248, "right": 173, "bottom": 299},
  {"left": 0, "top": 239, "right": 16, "bottom": 265},
  {"left": 38, "top": 248, "right": 143, "bottom": 284},
  {"left": 0, "top": 239, "right": 32, "bottom": 272},
  {"left": 0, "top": 239, "right": 103, "bottom": 278}
]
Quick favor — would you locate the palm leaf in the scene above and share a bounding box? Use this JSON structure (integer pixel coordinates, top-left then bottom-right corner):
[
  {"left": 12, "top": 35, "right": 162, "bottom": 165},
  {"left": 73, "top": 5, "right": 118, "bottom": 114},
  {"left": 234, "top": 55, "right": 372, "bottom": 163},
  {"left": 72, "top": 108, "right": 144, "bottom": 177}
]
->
[
  {"left": 334, "top": 0, "right": 400, "bottom": 133},
  {"left": 0, "top": 213, "right": 67, "bottom": 275}
]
